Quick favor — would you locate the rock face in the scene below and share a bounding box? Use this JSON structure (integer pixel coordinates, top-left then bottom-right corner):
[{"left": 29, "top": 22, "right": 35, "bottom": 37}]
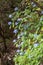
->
[
  {"left": 0, "top": 58, "right": 1, "bottom": 65},
  {"left": 0, "top": 0, "right": 15, "bottom": 12},
  {"left": 0, "top": 0, "right": 13, "bottom": 23},
  {"left": 0, "top": 0, "right": 22, "bottom": 24},
  {"left": 0, "top": 0, "right": 15, "bottom": 39}
]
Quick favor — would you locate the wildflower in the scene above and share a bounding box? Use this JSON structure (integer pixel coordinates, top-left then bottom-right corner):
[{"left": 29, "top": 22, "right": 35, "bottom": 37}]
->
[
  {"left": 9, "top": 14, "right": 12, "bottom": 18},
  {"left": 34, "top": 43, "right": 38, "bottom": 47},
  {"left": 15, "top": 22, "right": 18, "bottom": 25},
  {"left": 13, "top": 29, "right": 18, "bottom": 34},
  {"left": 13, "top": 39, "right": 16, "bottom": 42},
  {"left": 20, "top": 52, "right": 24, "bottom": 55},
  {"left": 17, "top": 18, "right": 22, "bottom": 22},
  {"left": 33, "top": 4, "right": 36, "bottom": 7},
  {"left": 16, "top": 50, "right": 20, "bottom": 53},
  {"left": 17, "top": 35, "right": 21, "bottom": 39},
  {"left": 8, "top": 22, "right": 11, "bottom": 25},
  {"left": 14, "top": 7, "right": 18, "bottom": 11}
]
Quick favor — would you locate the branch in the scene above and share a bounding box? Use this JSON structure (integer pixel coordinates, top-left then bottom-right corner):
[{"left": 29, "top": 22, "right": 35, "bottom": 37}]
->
[{"left": 0, "top": 26, "right": 7, "bottom": 52}]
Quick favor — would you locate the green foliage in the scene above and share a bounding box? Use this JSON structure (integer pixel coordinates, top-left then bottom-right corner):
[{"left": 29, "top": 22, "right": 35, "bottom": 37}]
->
[
  {"left": 0, "top": 0, "right": 43, "bottom": 65},
  {"left": 14, "top": 43, "right": 43, "bottom": 65},
  {"left": 10, "top": 0, "right": 43, "bottom": 65}
]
